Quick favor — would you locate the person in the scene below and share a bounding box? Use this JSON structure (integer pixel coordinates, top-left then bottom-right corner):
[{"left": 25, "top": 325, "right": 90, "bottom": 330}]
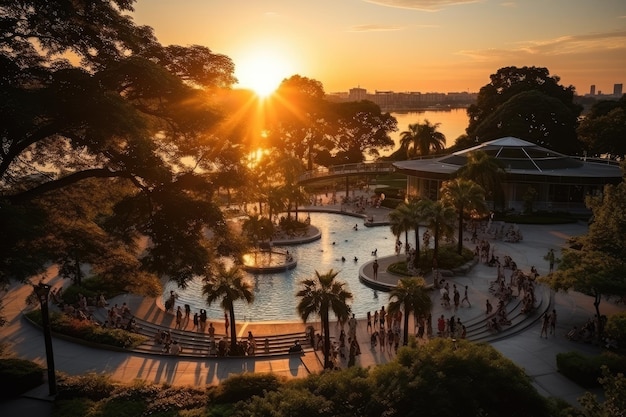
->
[
  {"left": 97, "top": 293, "right": 108, "bottom": 308},
  {"left": 371, "top": 248, "right": 377, "bottom": 256},
  {"left": 224, "top": 312, "right": 230, "bottom": 335},
  {"left": 348, "top": 314, "right": 357, "bottom": 339},
  {"left": 208, "top": 322, "right": 215, "bottom": 338},
  {"left": 372, "top": 259, "right": 379, "bottom": 280},
  {"left": 379, "top": 306, "right": 386, "bottom": 330},
  {"left": 486, "top": 299, "right": 493, "bottom": 315},
  {"left": 199, "top": 309, "right": 207, "bottom": 333},
  {"left": 175, "top": 306, "right": 182, "bottom": 330},
  {"left": 192, "top": 312, "right": 199, "bottom": 332},
  {"left": 184, "top": 304, "right": 191, "bottom": 328},
  {"left": 170, "top": 340, "right": 182, "bottom": 355},
  {"left": 353, "top": 224, "right": 358, "bottom": 231},
  {"left": 366, "top": 311, "right": 372, "bottom": 332},
  {"left": 461, "top": 285, "right": 471, "bottom": 307},
  {"left": 370, "top": 331, "right": 378, "bottom": 348},
  {"left": 546, "top": 249, "right": 555, "bottom": 272},
  {"left": 549, "top": 309, "right": 557, "bottom": 336},
  {"left": 288, "top": 340, "right": 303, "bottom": 353}
]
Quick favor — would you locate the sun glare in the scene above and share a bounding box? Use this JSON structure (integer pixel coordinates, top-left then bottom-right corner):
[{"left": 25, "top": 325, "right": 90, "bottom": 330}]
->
[{"left": 235, "top": 49, "right": 293, "bottom": 98}]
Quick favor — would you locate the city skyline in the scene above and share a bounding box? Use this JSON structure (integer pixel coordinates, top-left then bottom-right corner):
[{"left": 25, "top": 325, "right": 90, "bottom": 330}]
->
[{"left": 131, "top": 0, "right": 626, "bottom": 96}]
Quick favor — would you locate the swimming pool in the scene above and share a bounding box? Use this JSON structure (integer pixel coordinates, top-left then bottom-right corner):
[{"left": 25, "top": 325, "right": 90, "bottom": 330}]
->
[{"left": 163, "top": 212, "right": 417, "bottom": 322}]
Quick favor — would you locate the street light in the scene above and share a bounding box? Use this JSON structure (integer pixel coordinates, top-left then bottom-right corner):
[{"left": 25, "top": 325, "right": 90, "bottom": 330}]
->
[{"left": 33, "top": 282, "right": 57, "bottom": 396}]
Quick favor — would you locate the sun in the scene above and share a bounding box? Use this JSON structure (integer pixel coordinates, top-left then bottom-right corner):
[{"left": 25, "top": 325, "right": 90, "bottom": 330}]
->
[{"left": 235, "top": 48, "right": 294, "bottom": 98}]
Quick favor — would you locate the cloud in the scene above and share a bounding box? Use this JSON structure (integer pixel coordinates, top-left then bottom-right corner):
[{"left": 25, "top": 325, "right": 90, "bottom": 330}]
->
[
  {"left": 500, "top": 2, "right": 516, "bottom": 7},
  {"left": 348, "top": 24, "right": 405, "bottom": 32},
  {"left": 363, "top": 0, "right": 482, "bottom": 12},
  {"left": 458, "top": 30, "right": 626, "bottom": 61}
]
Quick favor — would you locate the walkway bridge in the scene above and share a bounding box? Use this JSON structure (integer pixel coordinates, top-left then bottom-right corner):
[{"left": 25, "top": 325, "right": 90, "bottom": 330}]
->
[{"left": 297, "top": 162, "right": 396, "bottom": 185}]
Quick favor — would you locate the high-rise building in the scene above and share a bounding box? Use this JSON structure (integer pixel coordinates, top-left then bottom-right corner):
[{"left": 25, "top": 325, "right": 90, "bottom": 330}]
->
[
  {"left": 614, "top": 84, "right": 623, "bottom": 96},
  {"left": 590, "top": 85, "right": 596, "bottom": 95}
]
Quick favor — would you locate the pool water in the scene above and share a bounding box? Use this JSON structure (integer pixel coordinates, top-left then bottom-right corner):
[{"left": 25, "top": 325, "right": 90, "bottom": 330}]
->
[{"left": 163, "top": 212, "right": 417, "bottom": 322}]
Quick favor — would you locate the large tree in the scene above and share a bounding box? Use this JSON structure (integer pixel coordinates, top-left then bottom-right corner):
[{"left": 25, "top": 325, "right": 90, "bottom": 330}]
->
[
  {"left": 399, "top": 120, "right": 446, "bottom": 158},
  {"left": 541, "top": 170, "right": 626, "bottom": 328},
  {"left": 421, "top": 199, "right": 456, "bottom": 265},
  {"left": 387, "top": 277, "right": 432, "bottom": 346},
  {"left": 203, "top": 264, "right": 254, "bottom": 354},
  {"left": 296, "top": 269, "right": 353, "bottom": 369},
  {"left": 0, "top": 1, "right": 238, "bottom": 288},
  {"left": 466, "top": 66, "right": 582, "bottom": 154},
  {"left": 440, "top": 178, "right": 488, "bottom": 254},
  {"left": 577, "top": 95, "right": 626, "bottom": 158}
]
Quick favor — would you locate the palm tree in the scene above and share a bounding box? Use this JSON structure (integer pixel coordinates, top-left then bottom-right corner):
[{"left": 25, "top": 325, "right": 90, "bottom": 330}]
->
[
  {"left": 399, "top": 120, "right": 446, "bottom": 158},
  {"left": 389, "top": 202, "right": 412, "bottom": 252},
  {"left": 421, "top": 199, "right": 456, "bottom": 265},
  {"left": 296, "top": 269, "right": 353, "bottom": 369},
  {"left": 388, "top": 277, "right": 432, "bottom": 346},
  {"left": 405, "top": 198, "right": 431, "bottom": 269},
  {"left": 203, "top": 264, "right": 254, "bottom": 354},
  {"left": 441, "top": 178, "right": 488, "bottom": 254},
  {"left": 457, "top": 150, "right": 506, "bottom": 211}
]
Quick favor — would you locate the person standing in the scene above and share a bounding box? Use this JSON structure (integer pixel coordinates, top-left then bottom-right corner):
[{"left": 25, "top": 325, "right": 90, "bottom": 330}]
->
[
  {"left": 175, "top": 306, "right": 182, "bottom": 330},
  {"left": 224, "top": 312, "right": 230, "bottom": 336},
  {"left": 372, "top": 259, "right": 379, "bottom": 280},
  {"left": 199, "top": 309, "right": 207, "bottom": 333},
  {"left": 183, "top": 304, "right": 191, "bottom": 329},
  {"left": 546, "top": 249, "right": 555, "bottom": 272},
  {"left": 366, "top": 311, "right": 372, "bottom": 332},
  {"left": 348, "top": 314, "right": 358, "bottom": 340},
  {"left": 192, "top": 312, "right": 199, "bottom": 332}
]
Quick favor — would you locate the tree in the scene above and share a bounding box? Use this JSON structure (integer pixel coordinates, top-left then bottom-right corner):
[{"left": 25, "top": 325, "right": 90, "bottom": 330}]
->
[
  {"left": 387, "top": 277, "right": 432, "bottom": 346},
  {"left": 368, "top": 339, "right": 551, "bottom": 417},
  {"left": 296, "top": 269, "right": 353, "bottom": 369},
  {"left": 389, "top": 202, "right": 413, "bottom": 252},
  {"left": 578, "top": 95, "right": 626, "bottom": 157},
  {"left": 440, "top": 178, "right": 488, "bottom": 254},
  {"left": 421, "top": 199, "right": 456, "bottom": 265},
  {"left": 399, "top": 120, "right": 446, "bottom": 158},
  {"left": 467, "top": 66, "right": 582, "bottom": 154},
  {"left": 575, "top": 367, "right": 626, "bottom": 417},
  {"left": 541, "top": 173, "right": 626, "bottom": 328},
  {"left": 0, "top": 1, "right": 238, "bottom": 288},
  {"left": 404, "top": 198, "right": 433, "bottom": 269},
  {"left": 456, "top": 150, "right": 506, "bottom": 211},
  {"left": 203, "top": 264, "right": 254, "bottom": 354},
  {"left": 328, "top": 100, "right": 397, "bottom": 163}
]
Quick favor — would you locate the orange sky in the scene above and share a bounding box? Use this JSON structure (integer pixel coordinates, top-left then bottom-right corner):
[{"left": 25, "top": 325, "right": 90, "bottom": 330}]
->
[{"left": 132, "top": 0, "right": 626, "bottom": 95}]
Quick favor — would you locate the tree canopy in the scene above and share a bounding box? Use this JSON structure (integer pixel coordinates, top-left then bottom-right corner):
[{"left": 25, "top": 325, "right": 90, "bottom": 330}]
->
[
  {"left": 577, "top": 95, "right": 626, "bottom": 158},
  {"left": 0, "top": 0, "right": 239, "bottom": 289},
  {"left": 466, "top": 66, "right": 582, "bottom": 154},
  {"left": 542, "top": 167, "right": 626, "bottom": 322}
]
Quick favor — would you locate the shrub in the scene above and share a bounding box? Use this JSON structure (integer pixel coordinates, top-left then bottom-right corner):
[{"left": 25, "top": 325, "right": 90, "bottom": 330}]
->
[
  {"left": 61, "top": 276, "right": 125, "bottom": 306},
  {"left": 605, "top": 311, "right": 626, "bottom": 350},
  {"left": 556, "top": 351, "right": 626, "bottom": 388},
  {"left": 212, "top": 373, "right": 283, "bottom": 404},
  {"left": 56, "top": 373, "right": 116, "bottom": 401},
  {"left": 387, "top": 245, "right": 474, "bottom": 277},
  {"left": 25, "top": 310, "right": 147, "bottom": 348},
  {"left": 0, "top": 358, "right": 44, "bottom": 398}
]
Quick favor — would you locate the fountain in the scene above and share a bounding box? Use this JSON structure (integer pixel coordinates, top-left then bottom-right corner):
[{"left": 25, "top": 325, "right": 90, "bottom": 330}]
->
[{"left": 241, "top": 249, "right": 297, "bottom": 273}]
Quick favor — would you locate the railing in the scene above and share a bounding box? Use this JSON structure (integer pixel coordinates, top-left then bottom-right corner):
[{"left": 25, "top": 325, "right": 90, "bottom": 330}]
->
[{"left": 298, "top": 161, "right": 396, "bottom": 182}]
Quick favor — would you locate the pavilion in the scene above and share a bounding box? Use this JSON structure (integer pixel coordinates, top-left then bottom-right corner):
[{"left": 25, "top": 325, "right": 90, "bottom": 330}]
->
[{"left": 393, "top": 137, "right": 623, "bottom": 213}]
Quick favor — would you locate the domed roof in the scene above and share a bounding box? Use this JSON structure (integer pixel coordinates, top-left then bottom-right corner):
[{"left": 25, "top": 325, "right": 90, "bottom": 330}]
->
[{"left": 393, "top": 136, "right": 622, "bottom": 180}]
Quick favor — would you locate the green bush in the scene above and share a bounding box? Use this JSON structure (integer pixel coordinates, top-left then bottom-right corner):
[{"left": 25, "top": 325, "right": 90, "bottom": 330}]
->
[
  {"left": 556, "top": 351, "right": 626, "bottom": 388},
  {"left": 379, "top": 198, "right": 403, "bottom": 210},
  {"left": 387, "top": 245, "right": 474, "bottom": 276},
  {"left": 25, "top": 310, "right": 146, "bottom": 349},
  {"left": 0, "top": 358, "right": 44, "bottom": 398},
  {"left": 212, "top": 373, "right": 283, "bottom": 404},
  {"left": 61, "top": 276, "right": 126, "bottom": 306},
  {"left": 502, "top": 211, "right": 579, "bottom": 225},
  {"left": 56, "top": 373, "right": 116, "bottom": 401},
  {"left": 605, "top": 311, "right": 626, "bottom": 350}
]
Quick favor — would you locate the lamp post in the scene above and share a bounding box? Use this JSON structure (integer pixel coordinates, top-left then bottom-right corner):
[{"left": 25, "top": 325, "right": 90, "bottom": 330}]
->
[{"left": 34, "top": 282, "right": 57, "bottom": 396}]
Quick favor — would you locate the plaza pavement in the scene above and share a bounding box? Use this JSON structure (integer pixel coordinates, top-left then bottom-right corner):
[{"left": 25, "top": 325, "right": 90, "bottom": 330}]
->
[{"left": 1, "top": 196, "right": 625, "bottom": 415}]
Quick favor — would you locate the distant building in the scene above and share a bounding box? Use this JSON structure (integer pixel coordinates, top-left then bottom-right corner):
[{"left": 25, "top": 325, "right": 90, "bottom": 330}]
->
[
  {"left": 590, "top": 85, "right": 596, "bottom": 95},
  {"left": 614, "top": 84, "right": 623, "bottom": 96},
  {"left": 332, "top": 88, "right": 477, "bottom": 111},
  {"left": 348, "top": 87, "right": 367, "bottom": 101}
]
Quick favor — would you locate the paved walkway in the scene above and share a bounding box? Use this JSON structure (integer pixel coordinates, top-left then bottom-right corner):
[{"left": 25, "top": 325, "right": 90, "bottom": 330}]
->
[{"left": 1, "top": 195, "right": 625, "bottom": 414}]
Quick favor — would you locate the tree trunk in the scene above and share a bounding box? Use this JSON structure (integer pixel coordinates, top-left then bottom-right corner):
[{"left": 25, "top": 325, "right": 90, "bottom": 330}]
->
[
  {"left": 457, "top": 204, "right": 464, "bottom": 255},
  {"left": 403, "top": 306, "right": 410, "bottom": 346},
  {"left": 414, "top": 224, "right": 420, "bottom": 270},
  {"left": 321, "top": 309, "right": 332, "bottom": 369},
  {"left": 229, "top": 306, "right": 238, "bottom": 354}
]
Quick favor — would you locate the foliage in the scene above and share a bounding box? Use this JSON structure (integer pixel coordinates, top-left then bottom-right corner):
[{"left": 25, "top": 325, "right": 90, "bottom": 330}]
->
[
  {"left": 605, "top": 312, "right": 626, "bottom": 351},
  {"left": 388, "top": 277, "right": 432, "bottom": 345},
  {"left": 457, "top": 150, "right": 505, "bottom": 211},
  {"left": 26, "top": 310, "right": 146, "bottom": 349},
  {"left": 556, "top": 351, "right": 626, "bottom": 388},
  {"left": 296, "top": 269, "right": 353, "bottom": 369},
  {"left": 387, "top": 245, "right": 474, "bottom": 275},
  {"left": 367, "top": 338, "right": 550, "bottom": 417},
  {"left": 541, "top": 173, "right": 626, "bottom": 320},
  {"left": 440, "top": 178, "right": 488, "bottom": 254},
  {"left": 578, "top": 95, "right": 626, "bottom": 156},
  {"left": 502, "top": 211, "right": 579, "bottom": 224},
  {"left": 202, "top": 264, "right": 254, "bottom": 354},
  {"left": 466, "top": 66, "right": 582, "bottom": 154},
  {"left": 0, "top": 0, "right": 238, "bottom": 291},
  {"left": 399, "top": 120, "right": 446, "bottom": 158},
  {"left": 56, "top": 373, "right": 116, "bottom": 401},
  {"left": 212, "top": 373, "right": 283, "bottom": 404},
  {"left": 0, "top": 357, "right": 44, "bottom": 398},
  {"left": 575, "top": 366, "right": 626, "bottom": 417}
]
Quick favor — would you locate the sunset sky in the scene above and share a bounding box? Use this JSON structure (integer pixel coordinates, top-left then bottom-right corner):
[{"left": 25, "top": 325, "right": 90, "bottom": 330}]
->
[{"left": 132, "top": 0, "right": 626, "bottom": 96}]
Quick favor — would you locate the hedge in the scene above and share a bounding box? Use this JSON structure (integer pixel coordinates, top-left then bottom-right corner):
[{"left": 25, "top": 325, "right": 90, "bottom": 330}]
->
[
  {"left": 556, "top": 351, "right": 626, "bottom": 388},
  {"left": 0, "top": 358, "right": 44, "bottom": 398}
]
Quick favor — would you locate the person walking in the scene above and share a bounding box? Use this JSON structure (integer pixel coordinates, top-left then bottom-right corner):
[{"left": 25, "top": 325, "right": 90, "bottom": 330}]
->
[
  {"left": 546, "top": 249, "right": 555, "bottom": 273},
  {"left": 461, "top": 285, "right": 471, "bottom": 307},
  {"left": 549, "top": 309, "right": 557, "bottom": 336},
  {"left": 540, "top": 313, "right": 550, "bottom": 339}
]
